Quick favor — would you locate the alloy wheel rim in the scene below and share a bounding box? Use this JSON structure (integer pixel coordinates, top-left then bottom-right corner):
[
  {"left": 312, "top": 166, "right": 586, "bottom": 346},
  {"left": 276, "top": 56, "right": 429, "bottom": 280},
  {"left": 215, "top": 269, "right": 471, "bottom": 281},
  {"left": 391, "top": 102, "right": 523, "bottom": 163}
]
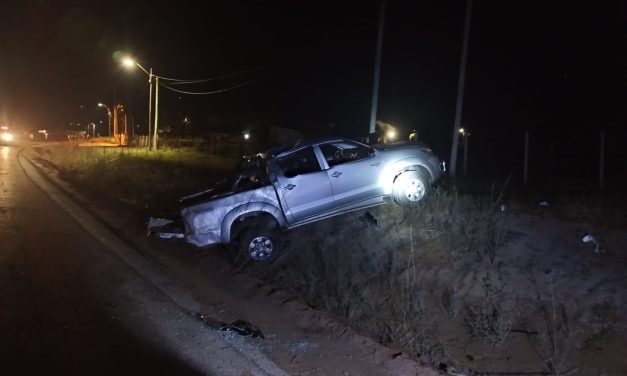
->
[{"left": 249, "top": 236, "right": 273, "bottom": 260}]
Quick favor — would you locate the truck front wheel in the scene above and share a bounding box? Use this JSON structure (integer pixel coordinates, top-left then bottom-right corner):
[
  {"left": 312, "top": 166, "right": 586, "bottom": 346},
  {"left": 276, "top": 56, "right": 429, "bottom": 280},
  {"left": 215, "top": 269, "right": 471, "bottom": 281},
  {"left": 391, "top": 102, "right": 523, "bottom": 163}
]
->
[
  {"left": 392, "top": 169, "right": 431, "bottom": 207},
  {"left": 238, "top": 222, "right": 280, "bottom": 263}
]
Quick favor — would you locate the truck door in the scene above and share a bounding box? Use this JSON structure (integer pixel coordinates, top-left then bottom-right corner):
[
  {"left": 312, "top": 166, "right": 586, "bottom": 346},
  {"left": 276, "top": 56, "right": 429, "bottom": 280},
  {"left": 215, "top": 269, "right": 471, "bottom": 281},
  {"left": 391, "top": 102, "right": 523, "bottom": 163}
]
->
[
  {"left": 274, "top": 146, "right": 334, "bottom": 222},
  {"left": 319, "top": 141, "right": 384, "bottom": 209}
]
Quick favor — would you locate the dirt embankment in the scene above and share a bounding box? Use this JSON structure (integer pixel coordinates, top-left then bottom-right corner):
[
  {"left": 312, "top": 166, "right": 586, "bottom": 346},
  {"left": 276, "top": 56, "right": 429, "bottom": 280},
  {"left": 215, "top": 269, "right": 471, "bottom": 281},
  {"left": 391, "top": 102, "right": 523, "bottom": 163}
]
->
[{"left": 262, "top": 196, "right": 627, "bottom": 375}]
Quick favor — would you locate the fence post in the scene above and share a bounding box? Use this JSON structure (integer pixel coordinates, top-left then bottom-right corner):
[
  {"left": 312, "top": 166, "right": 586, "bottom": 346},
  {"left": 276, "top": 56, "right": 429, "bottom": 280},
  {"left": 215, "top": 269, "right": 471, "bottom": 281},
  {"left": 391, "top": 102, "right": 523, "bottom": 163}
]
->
[
  {"left": 599, "top": 130, "right": 605, "bottom": 190},
  {"left": 463, "top": 133, "right": 469, "bottom": 176},
  {"left": 523, "top": 131, "right": 529, "bottom": 184}
]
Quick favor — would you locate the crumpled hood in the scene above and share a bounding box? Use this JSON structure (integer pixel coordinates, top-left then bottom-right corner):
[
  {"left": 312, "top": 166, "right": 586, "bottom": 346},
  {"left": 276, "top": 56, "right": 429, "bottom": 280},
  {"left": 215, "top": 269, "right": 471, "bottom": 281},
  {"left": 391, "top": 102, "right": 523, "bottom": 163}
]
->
[{"left": 373, "top": 142, "right": 433, "bottom": 164}]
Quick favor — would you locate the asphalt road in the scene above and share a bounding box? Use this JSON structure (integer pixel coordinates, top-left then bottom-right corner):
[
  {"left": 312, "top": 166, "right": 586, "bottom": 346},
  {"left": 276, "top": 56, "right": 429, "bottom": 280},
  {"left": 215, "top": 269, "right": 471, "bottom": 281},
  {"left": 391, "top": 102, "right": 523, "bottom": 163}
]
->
[{"left": 0, "top": 145, "right": 286, "bottom": 375}]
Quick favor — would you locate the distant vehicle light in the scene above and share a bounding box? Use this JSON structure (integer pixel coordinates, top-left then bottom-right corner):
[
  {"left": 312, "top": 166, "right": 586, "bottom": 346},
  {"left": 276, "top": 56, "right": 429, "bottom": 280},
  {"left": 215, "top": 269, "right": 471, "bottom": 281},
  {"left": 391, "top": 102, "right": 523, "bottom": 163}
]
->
[
  {"left": 1, "top": 132, "right": 13, "bottom": 142},
  {"left": 386, "top": 130, "right": 396, "bottom": 141}
]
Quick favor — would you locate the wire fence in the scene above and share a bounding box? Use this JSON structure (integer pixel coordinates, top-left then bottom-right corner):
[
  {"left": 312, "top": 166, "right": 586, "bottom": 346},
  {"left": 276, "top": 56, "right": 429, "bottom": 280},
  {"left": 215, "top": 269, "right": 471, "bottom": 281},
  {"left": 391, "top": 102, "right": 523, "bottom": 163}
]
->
[
  {"left": 130, "top": 134, "right": 261, "bottom": 157},
  {"left": 456, "top": 128, "right": 627, "bottom": 192}
]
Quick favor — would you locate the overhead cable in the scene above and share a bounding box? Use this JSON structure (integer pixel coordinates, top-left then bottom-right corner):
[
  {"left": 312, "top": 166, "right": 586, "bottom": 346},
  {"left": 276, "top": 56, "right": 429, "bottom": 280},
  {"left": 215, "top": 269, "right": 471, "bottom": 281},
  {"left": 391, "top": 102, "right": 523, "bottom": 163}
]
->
[
  {"left": 153, "top": 68, "right": 254, "bottom": 83},
  {"left": 158, "top": 75, "right": 266, "bottom": 95}
]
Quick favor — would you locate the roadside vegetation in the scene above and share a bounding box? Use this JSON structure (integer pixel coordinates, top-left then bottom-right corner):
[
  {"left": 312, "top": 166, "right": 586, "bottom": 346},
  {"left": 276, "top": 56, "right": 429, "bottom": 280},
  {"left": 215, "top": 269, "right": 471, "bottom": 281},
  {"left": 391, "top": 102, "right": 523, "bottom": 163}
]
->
[
  {"left": 30, "top": 143, "right": 626, "bottom": 375},
  {"left": 28, "top": 143, "right": 239, "bottom": 216}
]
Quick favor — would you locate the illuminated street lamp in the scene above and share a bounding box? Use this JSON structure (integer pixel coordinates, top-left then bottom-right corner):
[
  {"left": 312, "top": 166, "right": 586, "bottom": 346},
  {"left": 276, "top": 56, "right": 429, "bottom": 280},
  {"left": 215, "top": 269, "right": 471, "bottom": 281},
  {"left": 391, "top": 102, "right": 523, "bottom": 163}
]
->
[
  {"left": 122, "top": 57, "right": 158, "bottom": 150},
  {"left": 98, "top": 103, "right": 112, "bottom": 137}
]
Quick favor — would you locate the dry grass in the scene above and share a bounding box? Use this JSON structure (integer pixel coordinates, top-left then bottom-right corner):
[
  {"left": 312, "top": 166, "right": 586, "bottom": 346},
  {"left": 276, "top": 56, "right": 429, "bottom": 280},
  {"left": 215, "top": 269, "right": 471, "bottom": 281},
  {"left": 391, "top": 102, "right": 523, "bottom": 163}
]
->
[
  {"left": 29, "top": 143, "right": 239, "bottom": 215},
  {"left": 30, "top": 144, "right": 622, "bottom": 374}
]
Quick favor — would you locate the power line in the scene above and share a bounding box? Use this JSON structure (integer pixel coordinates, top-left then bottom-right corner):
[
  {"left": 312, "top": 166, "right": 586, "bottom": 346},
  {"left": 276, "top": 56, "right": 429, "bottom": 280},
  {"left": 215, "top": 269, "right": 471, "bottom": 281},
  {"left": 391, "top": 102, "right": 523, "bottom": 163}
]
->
[
  {"left": 154, "top": 68, "right": 254, "bottom": 83},
  {"left": 150, "top": 16, "right": 375, "bottom": 94},
  {"left": 158, "top": 75, "right": 267, "bottom": 95}
]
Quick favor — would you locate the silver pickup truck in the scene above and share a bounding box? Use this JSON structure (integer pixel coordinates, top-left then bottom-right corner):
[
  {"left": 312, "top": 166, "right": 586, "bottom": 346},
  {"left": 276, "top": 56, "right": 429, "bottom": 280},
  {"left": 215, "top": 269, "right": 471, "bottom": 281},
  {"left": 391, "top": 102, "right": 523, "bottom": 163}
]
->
[{"left": 180, "top": 137, "right": 445, "bottom": 262}]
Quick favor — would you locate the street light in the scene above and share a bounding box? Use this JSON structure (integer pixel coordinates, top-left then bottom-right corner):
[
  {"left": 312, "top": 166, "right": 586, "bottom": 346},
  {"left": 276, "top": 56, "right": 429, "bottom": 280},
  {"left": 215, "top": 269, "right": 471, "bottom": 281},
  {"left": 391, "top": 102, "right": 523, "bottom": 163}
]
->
[
  {"left": 98, "top": 103, "right": 112, "bottom": 137},
  {"left": 122, "top": 57, "right": 158, "bottom": 150}
]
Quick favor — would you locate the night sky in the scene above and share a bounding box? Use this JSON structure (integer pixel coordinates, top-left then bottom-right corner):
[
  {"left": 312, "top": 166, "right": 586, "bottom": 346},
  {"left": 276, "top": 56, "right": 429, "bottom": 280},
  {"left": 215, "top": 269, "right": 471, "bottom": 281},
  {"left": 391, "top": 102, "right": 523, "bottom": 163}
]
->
[{"left": 1, "top": 1, "right": 625, "bottom": 155}]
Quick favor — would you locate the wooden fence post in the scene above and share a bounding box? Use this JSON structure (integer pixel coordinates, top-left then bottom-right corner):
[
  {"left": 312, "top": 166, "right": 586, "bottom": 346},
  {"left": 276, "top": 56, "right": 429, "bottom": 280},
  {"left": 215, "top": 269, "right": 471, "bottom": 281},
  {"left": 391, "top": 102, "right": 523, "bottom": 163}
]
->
[
  {"left": 599, "top": 130, "right": 605, "bottom": 190},
  {"left": 523, "top": 131, "right": 529, "bottom": 184}
]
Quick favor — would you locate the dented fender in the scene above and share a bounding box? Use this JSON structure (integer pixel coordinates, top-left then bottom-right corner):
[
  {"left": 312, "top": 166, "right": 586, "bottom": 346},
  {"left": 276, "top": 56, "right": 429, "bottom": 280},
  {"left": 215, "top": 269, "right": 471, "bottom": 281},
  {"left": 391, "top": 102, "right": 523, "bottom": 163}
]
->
[
  {"left": 181, "top": 184, "right": 285, "bottom": 247},
  {"left": 220, "top": 201, "right": 286, "bottom": 243}
]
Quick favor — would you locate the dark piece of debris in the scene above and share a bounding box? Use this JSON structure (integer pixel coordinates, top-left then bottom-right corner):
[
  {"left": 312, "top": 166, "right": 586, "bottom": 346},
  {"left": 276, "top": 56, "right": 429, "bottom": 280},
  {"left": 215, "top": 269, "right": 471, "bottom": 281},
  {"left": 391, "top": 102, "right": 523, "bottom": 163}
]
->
[{"left": 220, "top": 319, "right": 265, "bottom": 339}]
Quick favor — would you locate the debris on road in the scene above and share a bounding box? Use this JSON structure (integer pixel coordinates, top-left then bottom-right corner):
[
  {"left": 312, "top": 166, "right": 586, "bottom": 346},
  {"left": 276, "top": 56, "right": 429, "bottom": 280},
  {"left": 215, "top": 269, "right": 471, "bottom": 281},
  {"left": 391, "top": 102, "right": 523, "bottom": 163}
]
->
[
  {"left": 194, "top": 312, "right": 265, "bottom": 339},
  {"left": 220, "top": 319, "right": 265, "bottom": 339}
]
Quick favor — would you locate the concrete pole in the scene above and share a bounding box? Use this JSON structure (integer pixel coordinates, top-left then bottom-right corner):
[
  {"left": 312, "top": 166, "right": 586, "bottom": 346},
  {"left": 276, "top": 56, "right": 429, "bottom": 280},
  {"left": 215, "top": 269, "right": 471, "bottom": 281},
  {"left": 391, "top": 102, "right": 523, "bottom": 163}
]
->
[
  {"left": 113, "top": 104, "right": 118, "bottom": 143},
  {"left": 368, "top": 0, "right": 386, "bottom": 136},
  {"left": 148, "top": 68, "right": 153, "bottom": 150},
  {"left": 153, "top": 76, "right": 159, "bottom": 151},
  {"left": 449, "top": 0, "right": 473, "bottom": 178},
  {"left": 107, "top": 111, "right": 112, "bottom": 137}
]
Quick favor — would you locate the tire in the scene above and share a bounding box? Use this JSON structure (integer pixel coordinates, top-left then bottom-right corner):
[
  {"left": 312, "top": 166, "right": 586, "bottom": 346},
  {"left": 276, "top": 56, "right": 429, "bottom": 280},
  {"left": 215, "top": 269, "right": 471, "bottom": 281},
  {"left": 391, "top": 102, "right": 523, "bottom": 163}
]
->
[
  {"left": 238, "top": 222, "right": 280, "bottom": 263},
  {"left": 392, "top": 168, "right": 431, "bottom": 207}
]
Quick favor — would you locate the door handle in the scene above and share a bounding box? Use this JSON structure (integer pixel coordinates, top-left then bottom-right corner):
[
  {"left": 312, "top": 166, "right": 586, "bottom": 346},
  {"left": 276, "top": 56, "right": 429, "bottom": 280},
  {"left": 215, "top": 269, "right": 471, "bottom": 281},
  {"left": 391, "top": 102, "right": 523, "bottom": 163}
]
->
[
  {"left": 284, "top": 184, "right": 296, "bottom": 190},
  {"left": 331, "top": 171, "right": 342, "bottom": 178}
]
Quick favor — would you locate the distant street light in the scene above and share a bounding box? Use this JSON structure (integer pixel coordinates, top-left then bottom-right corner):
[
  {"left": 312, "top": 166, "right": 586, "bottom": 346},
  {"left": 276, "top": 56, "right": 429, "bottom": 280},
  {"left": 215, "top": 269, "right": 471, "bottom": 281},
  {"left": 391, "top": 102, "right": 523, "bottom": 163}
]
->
[
  {"left": 243, "top": 131, "right": 250, "bottom": 140},
  {"left": 98, "top": 103, "right": 112, "bottom": 137},
  {"left": 122, "top": 57, "right": 158, "bottom": 150}
]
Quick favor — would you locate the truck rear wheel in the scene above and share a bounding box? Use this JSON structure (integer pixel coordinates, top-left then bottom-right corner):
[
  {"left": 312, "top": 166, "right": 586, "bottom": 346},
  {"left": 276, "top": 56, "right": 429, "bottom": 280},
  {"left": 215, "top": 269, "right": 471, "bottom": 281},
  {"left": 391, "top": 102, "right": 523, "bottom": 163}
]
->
[
  {"left": 238, "top": 222, "right": 280, "bottom": 263},
  {"left": 392, "top": 169, "right": 431, "bottom": 207}
]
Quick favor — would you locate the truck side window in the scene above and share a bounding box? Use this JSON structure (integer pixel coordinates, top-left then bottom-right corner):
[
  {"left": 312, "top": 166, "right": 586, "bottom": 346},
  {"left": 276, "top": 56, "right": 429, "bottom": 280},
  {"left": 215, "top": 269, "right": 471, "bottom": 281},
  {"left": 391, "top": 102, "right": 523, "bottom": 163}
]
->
[
  {"left": 320, "top": 142, "right": 372, "bottom": 167},
  {"left": 277, "top": 147, "right": 321, "bottom": 178}
]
